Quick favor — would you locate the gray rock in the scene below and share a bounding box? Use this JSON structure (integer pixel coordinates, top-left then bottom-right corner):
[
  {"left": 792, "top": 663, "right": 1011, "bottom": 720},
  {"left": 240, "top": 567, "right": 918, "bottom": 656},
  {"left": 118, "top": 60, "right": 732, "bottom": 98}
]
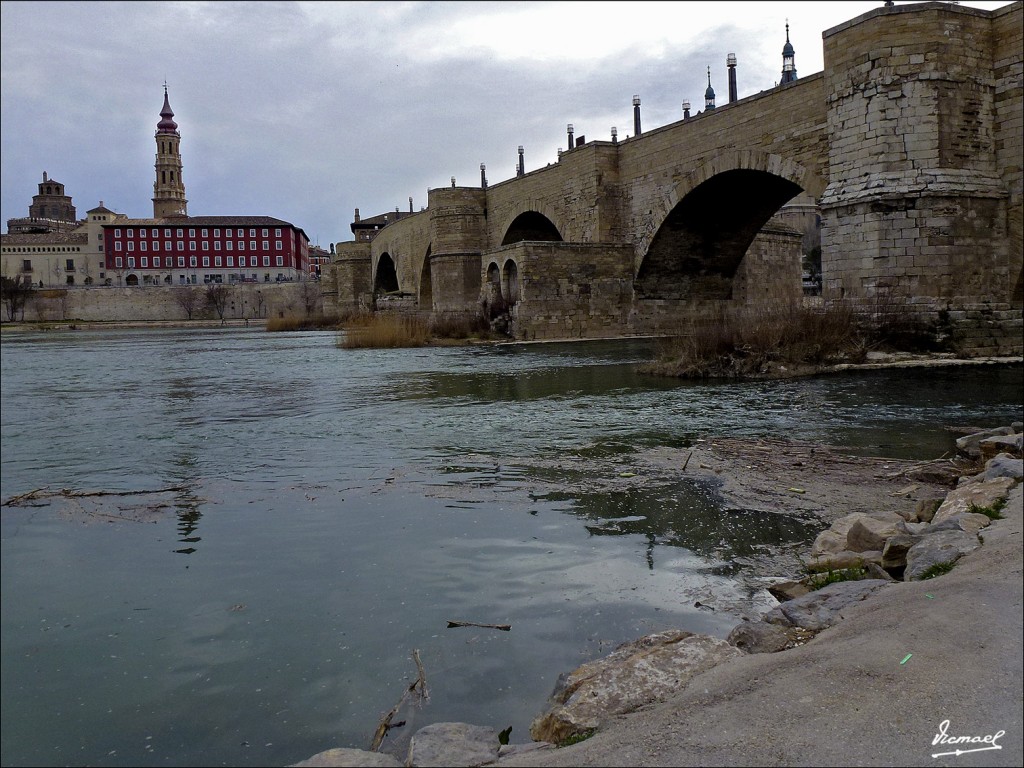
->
[
  {"left": 528, "top": 630, "right": 742, "bottom": 745},
  {"left": 804, "top": 550, "right": 882, "bottom": 573},
  {"left": 956, "top": 427, "right": 1013, "bottom": 458},
  {"left": 766, "top": 579, "right": 810, "bottom": 602},
  {"left": 847, "top": 516, "right": 906, "bottom": 552},
  {"left": 979, "top": 434, "right": 1023, "bottom": 460},
  {"left": 904, "top": 529, "right": 981, "bottom": 581},
  {"left": 407, "top": 722, "right": 499, "bottom": 768},
  {"left": 810, "top": 512, "right": 902, "bottom": 556},
  {"left": 924, "top": 512, "right": 992, "bottom": 536},
  {"left": 881, "top": 534, "right": 920, "bottom": 570},
  {"left": 762, "top": 580, "right": 889, "bottom": 630},
  {"left": 981, "top": 453, "right": 1024, "bottom": 481},
  {"left": 727, "top": 621, "right": 791, "bottom": 654},
  {"left": 498, "top": 741, "right": 555, "bottom": 759},
  {"left": 864, "top": 562, "right": 896, "bottom": 581},
  {"left": 290, "top": 747, "right": 402, "bottom": 767},
  {"left": 915, "top": 497, "right": 943, "bottom": 523},
  {"left": 932, "top": 477, "right": 1016, "bottom": 524}
]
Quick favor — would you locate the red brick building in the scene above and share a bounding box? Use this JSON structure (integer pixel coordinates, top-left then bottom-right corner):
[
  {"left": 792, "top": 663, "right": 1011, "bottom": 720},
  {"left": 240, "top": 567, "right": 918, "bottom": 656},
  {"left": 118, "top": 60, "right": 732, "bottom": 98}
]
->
[{"left": 104, "top": 216, "right": 309, "bottom": 286}]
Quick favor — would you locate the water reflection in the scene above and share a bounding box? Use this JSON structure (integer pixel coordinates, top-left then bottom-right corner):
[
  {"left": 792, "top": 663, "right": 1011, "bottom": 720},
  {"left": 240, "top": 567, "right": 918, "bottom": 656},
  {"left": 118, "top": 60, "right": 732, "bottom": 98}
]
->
[
  {"left": 171, "top": 451, "right": 203, "bottom": 554},
  {"left": 533, "top": 481, "right": 820, "bottom": 571}
]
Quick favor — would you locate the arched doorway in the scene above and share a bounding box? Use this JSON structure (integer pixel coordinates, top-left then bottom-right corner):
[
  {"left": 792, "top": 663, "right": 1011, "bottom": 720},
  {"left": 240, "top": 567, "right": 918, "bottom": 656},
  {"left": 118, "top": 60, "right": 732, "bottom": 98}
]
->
[{"left": 125, "top": 273, "right": 139, "bottom": 286}]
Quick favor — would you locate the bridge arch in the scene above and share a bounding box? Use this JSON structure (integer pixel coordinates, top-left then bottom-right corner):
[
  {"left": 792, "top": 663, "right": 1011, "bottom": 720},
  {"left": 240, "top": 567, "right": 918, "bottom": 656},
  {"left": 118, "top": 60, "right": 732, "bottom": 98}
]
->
[
  {"left": 418, "top": 246, "right": 433, "bottom": 309},
  {"left": 499, "top": 204, "right": 565, "bottom": 246},
  {"left": 635, "top": 151, "right": 820, "bottom": 300},
  {"left": 374, "top": 252, "right": 399, "bottom": 295}
]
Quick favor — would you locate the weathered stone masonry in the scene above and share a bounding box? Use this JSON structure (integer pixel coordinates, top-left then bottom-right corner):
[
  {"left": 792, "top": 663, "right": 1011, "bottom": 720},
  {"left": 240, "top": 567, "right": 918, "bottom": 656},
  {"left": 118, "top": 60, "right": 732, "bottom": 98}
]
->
[{"left": 327, "top": 2, "right": 1022, "bottom": 352}]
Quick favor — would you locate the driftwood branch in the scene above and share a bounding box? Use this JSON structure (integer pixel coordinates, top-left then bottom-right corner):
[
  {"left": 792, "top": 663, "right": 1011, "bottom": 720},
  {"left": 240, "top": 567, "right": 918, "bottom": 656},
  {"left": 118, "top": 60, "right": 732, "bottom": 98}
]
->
[
  {"left": 2, "top": 485, "right": 190, "bottom": 508},
  {"left": 446, "top": 620, "right": 511, "bottom": 631},
  {"left": 370, "top": 649, "right": 428, "bottom": 752}
]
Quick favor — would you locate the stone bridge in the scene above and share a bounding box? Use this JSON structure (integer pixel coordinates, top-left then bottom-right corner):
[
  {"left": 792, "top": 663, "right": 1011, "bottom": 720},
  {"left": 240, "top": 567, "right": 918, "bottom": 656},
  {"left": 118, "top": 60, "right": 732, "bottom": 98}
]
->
[{"left": 327, "top": 1, "right": 1022, "bottom": 351}]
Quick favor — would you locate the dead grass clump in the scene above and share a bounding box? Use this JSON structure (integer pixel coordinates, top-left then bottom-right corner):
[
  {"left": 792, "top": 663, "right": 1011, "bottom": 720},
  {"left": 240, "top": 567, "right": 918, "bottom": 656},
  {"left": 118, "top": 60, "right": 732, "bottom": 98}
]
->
[
  {"left": 644, "top": 301, "right": 865, "bottom": 379},
  {"left": 429, "top": 312, "right": 490, "bottom": 340},
  {"left": 338, "top": 314, "right": 430, "bottom": 348},
  {"left": 265, "top": 313, "right": 340, "bottom": 332}
]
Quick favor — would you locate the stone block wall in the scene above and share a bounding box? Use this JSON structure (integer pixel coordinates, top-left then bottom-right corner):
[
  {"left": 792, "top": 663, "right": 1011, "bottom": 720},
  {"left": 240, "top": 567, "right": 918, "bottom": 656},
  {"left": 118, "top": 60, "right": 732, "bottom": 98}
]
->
[
  {"left": 992, "top": 2, "right": 1023, "bottom": 304},
  {"left": 11, "top": 282, "right": 317, "bottom": 324},
  {"left": 820, "top": 2, "right": 1015, "bottom": 307},
  {"left": 501, "top": 242, "right": 634, "bottom": 340}
]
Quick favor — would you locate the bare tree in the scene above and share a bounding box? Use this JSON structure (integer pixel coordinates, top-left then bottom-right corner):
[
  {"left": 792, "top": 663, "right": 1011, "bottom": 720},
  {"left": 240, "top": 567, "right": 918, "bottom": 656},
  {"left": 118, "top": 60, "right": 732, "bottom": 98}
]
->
[
  {"left": 205, "top": 283, "right": 232, "bottom": 324},
  {"left": 1, "top": 275, "right": 34, "bottom": 321},
  {"left": 172, "top": 285, "right": 200, "bottom": 320},
  {"left": 299, "top": 276, "right": 320, "bottom": 317}
]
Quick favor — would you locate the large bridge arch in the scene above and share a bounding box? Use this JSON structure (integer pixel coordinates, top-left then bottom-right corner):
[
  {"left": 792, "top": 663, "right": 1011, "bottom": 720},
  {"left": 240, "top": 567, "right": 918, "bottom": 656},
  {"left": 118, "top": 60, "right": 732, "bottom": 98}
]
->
[
  {"left": 373, "top": 252, "right": 399, "bottom": 295},
  {"left": 635, "top": 152, "right": 820, "bottom": 300},
  {"left": 497, "top": 202, "right": 566, "bottom": 246}
]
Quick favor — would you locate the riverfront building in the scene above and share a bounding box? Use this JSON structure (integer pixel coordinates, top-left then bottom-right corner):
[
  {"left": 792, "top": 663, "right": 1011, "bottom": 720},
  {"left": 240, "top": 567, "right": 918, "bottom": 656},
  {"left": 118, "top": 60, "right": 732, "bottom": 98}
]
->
[
  {"left": 101, "top": 88, "right": 309, "bottom": 286},
  {"left": 3, "top": 87, "right": 310, "bottom": 290},
  {"left": 103, "top": 216, "right": 310, "bottom": 286}
]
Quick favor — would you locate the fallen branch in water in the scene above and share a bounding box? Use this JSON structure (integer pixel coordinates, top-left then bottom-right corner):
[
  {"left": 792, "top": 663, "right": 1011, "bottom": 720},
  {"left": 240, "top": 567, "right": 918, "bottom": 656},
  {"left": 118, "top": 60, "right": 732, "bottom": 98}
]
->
[
  {"left": 446, "top": 620, "right": 511, "bottom": 631},
  {"left": 2, "top": 485, "right": 190, "bottom": 508},
  {"left": 369, "top": 649, "right": 428, "bottom": 752}
]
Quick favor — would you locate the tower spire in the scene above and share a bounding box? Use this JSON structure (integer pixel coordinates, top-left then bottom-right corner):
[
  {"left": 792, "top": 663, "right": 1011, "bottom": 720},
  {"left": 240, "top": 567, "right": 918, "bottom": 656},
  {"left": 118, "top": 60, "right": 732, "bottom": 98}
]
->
[{"left": 153, "top": 85, "right": 187, "bottom": 217}]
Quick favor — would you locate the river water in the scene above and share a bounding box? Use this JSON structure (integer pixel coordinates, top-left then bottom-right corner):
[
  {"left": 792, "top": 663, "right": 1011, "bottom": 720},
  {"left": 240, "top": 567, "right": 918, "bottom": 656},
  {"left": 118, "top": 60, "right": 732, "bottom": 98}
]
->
[{"left": 1, "top": 327, "right": 1020, "bottom": 767}]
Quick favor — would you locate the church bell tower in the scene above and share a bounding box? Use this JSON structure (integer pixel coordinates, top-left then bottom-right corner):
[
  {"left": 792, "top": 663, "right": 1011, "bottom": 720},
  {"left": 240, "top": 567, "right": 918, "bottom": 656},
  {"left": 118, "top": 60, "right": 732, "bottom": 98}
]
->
[{"left": 152, "top": 85, "right": 188, "bottom": 218}]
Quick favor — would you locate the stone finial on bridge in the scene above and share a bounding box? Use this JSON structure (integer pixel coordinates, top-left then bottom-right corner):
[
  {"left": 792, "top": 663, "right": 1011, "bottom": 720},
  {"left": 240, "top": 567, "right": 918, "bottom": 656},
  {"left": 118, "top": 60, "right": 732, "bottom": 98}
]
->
[
  {"left": 705, "top": 68, "right": 716, "bottom": 110},
  {"left": 727, "top": 53, "right": 738, "bottom": 103},
  {"left": 781, "top": 21, "right": 797, "bottom": 84},
  {"left": 632, "top": 95, "right": 642, "bottom": 136}
]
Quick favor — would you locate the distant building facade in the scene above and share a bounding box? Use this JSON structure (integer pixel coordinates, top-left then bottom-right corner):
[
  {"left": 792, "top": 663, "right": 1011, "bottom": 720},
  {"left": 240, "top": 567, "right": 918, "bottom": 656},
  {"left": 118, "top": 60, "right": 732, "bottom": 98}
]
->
[
  {"left": 5, "top": 172, "right": 80, "bottom": 235},
  {"left": 2, "top": 198, "right": 125, "bottom": 286},
  {"left": 4, "top": 87, "right": 311, "bottom": 292},
  {"left": 103, "top": 216, "right": 309, "bottom": 286}
]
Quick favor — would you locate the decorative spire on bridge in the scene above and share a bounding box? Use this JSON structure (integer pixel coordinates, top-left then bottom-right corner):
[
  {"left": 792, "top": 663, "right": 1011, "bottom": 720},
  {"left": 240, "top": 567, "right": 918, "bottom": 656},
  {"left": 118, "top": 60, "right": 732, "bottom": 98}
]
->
[
  {"left": 704, "top": 67, "right": 716, "bottom": 110},
  {"left": 781, "top": 21, "right": 798, "bottom": 84}
]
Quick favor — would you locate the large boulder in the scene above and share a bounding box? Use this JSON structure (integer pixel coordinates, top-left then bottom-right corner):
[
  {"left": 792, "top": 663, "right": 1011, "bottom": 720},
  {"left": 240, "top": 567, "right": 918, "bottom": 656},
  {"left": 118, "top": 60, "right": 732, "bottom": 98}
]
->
[
  {"left": 979, "top": 433, "right": 1023, "bottom": 460},
  {"left": 407, "top": 723, "right": 499, "bottom": 768},
  {"left": 762, "top": 580, "right": 889, "bottom": 631},
  {"left": 932, "top": 477, "right": 1016, "bottom": 524},
  {"left": 291, "top": 748, "right": 402, "bottom": 767},
  {"left": 956, "top": 427, "right": 1013, "bottom": 459},
  {"left": 727, "top": 621, "right": 791, "bottom": 654},
  {"left": 847, "top": 515, "right": 906, "bottom": 552},
  {"left": 810, "top": 512, "right": 904, "bottom": 556},
  {"left": 904, "top": 530, "right": 980, "bottom": 581},
  {"left": 804, "top": 549, "right": 882, "bottom": 573},
  {"left": 528, "top": 630, "right": 741, "bottom": 745},
  {"left": 881, "top": 534, "right": 921, "bottom": 570},
  {"left": 977, "top": 453, "right": 1024, "bottom": 481}
]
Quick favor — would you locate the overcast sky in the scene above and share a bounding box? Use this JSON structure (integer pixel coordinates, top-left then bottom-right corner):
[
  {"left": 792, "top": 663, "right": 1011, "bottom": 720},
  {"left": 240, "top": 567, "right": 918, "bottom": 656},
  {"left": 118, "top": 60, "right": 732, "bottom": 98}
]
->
[{"left": 1, "top": 1, "right": 1010, "bottom": 248}]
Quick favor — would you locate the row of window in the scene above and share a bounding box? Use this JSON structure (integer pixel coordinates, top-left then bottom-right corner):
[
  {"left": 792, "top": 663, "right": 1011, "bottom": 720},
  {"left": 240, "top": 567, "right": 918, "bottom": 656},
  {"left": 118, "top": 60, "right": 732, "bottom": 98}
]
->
[
  {"left": 114, "top": 255, "right": 287, "bottom": 269},
  {"left": 114, "top": 240, "right": 284, "bottom": 252},
  {"left": 2, "top": 246, "right": 82, "bottom": 253},
  {"left": 113, "top": 227, "right": 283, "bottom": 238}
]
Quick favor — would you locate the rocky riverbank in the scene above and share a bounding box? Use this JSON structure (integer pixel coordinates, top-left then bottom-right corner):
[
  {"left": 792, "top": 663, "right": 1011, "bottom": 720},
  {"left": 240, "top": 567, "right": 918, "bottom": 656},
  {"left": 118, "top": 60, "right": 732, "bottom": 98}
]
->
[{"left": 292, "top": 422, "right": 1022, "bottom": 767}]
